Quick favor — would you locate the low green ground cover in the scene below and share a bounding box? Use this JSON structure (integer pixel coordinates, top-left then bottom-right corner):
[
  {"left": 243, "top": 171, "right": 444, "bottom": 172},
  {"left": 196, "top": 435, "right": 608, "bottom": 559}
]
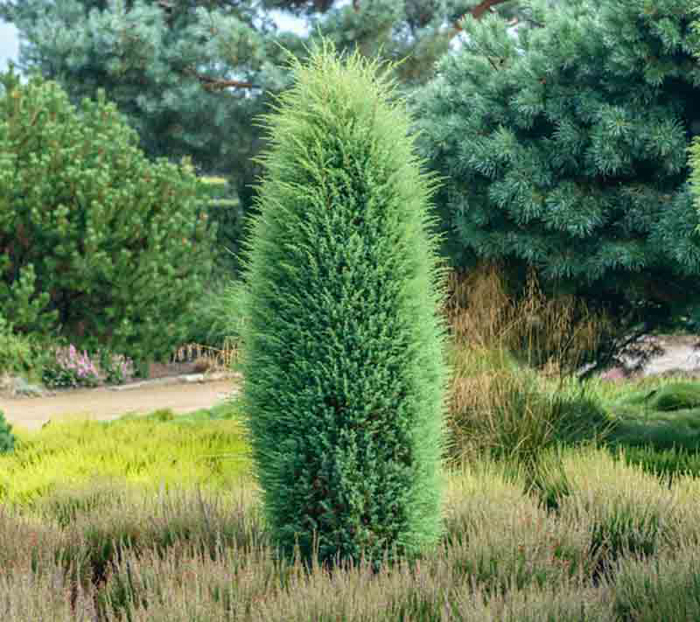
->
[
  {"left": 591, "top": 379, "right": 700, "bottom": 473},
  {"left": 0, "top": 402, "right": 253, "bottom": 512},
  {"left": 2, "top": 370, "right": 700, "bottom": 620}
]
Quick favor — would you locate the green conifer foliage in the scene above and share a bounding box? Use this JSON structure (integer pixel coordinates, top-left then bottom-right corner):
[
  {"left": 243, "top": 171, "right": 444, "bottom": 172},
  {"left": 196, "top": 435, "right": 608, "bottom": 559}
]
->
[
  {"left": 0, "top": 0, "right": 551, "bottom": 276},
  {"left": 690, "top": 6, "right": 700, "bottom": 229},
  {"left": 410, "top": 0, "right": 700, "bottom": 363},
  {"left": 0, "top": 67, "right": 215, "bottom": 368},
  {"left": 237, "top": 39, "right": 450, "bottom": 576}
]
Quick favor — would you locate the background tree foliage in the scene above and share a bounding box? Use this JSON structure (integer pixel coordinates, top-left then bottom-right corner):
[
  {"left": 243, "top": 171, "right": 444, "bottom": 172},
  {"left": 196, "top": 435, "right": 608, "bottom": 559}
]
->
[
  {"left": 0, "top": 66, "right": 215, "bottom": 370},
  {"left": 409, "top": 0, "right": 700, "bottom": 373},
  {"left": 0, "top": 0, "right": 547, "bottom": 277},
  {"left": 691, "top": 4, "right": 700, "bottom": 227},
  {"left": 2, "top": 0, "right": 699, "bottom": 371}
]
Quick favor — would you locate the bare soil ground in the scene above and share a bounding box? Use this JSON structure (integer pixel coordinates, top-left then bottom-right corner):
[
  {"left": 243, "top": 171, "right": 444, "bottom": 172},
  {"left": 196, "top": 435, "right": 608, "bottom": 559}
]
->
[
  {"left": 613, "top": 334, "right": 700, "bottom": 379},
  {"left": 1, "top": 335, "right": 698, "bottom": 434},
  {"left": 0, "top": 376, "right": 240, "bottom": 433}
]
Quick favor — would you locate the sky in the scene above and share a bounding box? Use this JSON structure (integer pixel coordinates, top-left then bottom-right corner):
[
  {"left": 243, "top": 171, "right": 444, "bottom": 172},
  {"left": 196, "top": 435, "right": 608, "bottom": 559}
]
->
[
  {"left": 0, "top": 19, "right": 18, "bottom": 72},
  {"left": 0, "top": 2, "right": 468, "bottom": 77}
]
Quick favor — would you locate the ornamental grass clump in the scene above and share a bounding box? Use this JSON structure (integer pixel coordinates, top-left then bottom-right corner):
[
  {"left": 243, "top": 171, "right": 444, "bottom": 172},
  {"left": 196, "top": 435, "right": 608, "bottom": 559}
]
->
[
  {"left": 441, "top": 261, "right": 619, "bottom": 474},
  {"left": 236, "top": 38, "right": 451, "bottom": 579}
]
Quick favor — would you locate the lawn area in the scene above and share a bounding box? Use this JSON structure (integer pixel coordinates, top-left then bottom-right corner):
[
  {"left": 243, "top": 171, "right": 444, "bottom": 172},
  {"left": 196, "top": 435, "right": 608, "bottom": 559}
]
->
[{"left": 3, "top": 372, "right": 700, "bottom": 620}]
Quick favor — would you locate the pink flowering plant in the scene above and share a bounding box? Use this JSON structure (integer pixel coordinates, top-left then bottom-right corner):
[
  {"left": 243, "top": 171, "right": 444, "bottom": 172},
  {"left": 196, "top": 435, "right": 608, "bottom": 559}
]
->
[{"left": 42, "top": 344, "right": 102, "bottom": 389}]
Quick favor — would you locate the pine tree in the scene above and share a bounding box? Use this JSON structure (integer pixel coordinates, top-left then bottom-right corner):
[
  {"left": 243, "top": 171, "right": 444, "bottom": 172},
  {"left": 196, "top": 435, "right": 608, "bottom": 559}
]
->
[
  {"left": 0, "top": 0, "right": 548, "bottom": 276},
  {"left": 0, "top": 67, "right": 215, "bottom": 370},
  {"left": 409, "top": 0, "right": 700, "bottom": 372}
]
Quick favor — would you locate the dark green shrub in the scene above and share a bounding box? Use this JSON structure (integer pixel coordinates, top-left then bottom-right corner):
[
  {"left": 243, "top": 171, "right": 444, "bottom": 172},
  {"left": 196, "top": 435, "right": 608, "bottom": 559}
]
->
[
  {"left": 0, "top": 313, "right": 34, "bottom": 378},
  {"left": 195, "top": 174, "right": 247, "bottom": 279},
  {"left": 650, "top": 382, "right": 700, "bottom": 412},
  {"left": 686, "top": 8, "right": 700, "bottom": 333},
  {"left": 237, "top": 39, "right": 451, "bottom": 577},
  {"left": 0, "top": 65, "right": 216, "bottom": 371},
  {"left": 0, "top": 409, "right": 16, "bottom": 454}
]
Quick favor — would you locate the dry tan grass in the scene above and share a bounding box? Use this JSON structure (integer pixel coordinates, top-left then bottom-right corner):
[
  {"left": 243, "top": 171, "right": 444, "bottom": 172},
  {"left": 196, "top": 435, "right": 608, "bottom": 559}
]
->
[
  {"left": 439, "top": 261, "right": 616, "bottom": 470},
  {"left": 441, "top": 261, "right": 610, "bottom": 380},
  {"left": 170, "top": 337, "right": 241, "bottom": 374}
]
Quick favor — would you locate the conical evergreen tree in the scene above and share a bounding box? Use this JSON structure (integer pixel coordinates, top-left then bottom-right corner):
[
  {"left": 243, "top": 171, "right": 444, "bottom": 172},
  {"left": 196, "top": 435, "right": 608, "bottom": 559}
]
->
[{"left": 237, "top": 38, "right": 451, "bottom": 577}]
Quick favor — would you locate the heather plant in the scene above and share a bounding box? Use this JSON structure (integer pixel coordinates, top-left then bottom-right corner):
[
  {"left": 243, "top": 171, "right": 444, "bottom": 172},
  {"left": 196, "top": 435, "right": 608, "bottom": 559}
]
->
[
  {"left": 97, "top": 349, "right": 135, "bottom": 385},
  {"left": 42, "top": 344, "right": 101, "bottom": 389},
  {"left": 237, "top": 38, "right": 451, "bottom": 578},
  {"left": 5, "top": 406, "right": 700, "bottom": 620}
]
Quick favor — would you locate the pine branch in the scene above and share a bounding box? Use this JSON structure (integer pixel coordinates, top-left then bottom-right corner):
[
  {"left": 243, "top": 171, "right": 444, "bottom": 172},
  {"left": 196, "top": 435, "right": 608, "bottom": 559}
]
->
[
  {"left": 183, "top": 66, "right": 260, "bottom": 91},
  {"left": 349, "top": 0, "right": 513, "bottom": 41},
  {"left": 449, "top": 0, "right": 513, "bottom": 39},
  {"left": 173, "top": 0, "right": 515, "bottom": 92}
]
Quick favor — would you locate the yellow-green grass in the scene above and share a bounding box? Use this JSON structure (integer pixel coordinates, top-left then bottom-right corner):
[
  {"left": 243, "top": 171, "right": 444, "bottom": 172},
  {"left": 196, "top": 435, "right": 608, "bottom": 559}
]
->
[
  {"left": 0, "top": 401, "right": 254, "bottom": 514},
  {"left": 5, "top": 354, "right": 699, "bottom": 521}
]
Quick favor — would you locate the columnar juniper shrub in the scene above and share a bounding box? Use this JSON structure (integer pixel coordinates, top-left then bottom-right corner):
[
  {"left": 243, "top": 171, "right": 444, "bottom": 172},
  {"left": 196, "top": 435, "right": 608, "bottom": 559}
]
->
[{"left": 237, "top": 38, "right": 451, "bottom": 578}]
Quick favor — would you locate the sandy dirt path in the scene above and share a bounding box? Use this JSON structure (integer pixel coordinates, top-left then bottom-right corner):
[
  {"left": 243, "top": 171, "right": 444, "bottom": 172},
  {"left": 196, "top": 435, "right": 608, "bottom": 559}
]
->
[
  {"left": 0, "top": 379, "right": 238, "bottom": 432},
  {"left": 1, "top": 335, "right": 698, "bottom": 434}
]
